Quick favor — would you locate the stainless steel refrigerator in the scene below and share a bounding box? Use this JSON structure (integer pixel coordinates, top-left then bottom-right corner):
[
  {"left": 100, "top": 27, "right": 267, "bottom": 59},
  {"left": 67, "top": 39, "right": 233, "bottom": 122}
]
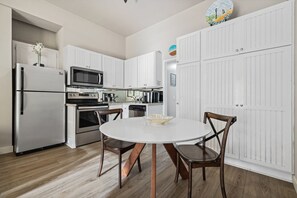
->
[{"left": 14, "top": 64, "right": 65, "bottom": 154}]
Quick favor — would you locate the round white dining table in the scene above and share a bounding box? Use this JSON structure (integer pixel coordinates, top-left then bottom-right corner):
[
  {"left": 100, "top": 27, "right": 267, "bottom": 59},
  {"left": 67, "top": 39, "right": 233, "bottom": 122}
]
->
[{"left": 100, "top": 117, "right": 211, "bottom": 198}]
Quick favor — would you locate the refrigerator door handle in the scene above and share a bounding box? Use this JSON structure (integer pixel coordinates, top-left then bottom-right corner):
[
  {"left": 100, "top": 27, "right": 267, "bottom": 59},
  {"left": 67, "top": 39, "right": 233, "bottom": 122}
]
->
[{"left": 21, "top": 67, "right": 24, "bottom": 115}]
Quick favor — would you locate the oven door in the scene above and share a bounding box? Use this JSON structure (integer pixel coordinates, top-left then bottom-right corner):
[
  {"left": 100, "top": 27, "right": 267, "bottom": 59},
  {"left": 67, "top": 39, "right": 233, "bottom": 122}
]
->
[
  {"left": 70, "top": 66, "right": 103, "bottom": 88},
  {"left": 76, "top": 106, "right": 107, "bottom": 133}
]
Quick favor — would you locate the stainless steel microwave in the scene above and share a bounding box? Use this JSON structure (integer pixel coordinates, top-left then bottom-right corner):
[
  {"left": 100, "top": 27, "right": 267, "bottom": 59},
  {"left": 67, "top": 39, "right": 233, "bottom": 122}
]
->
[{"left": 70, "top": 66, "right": 103, "bottom": 88}]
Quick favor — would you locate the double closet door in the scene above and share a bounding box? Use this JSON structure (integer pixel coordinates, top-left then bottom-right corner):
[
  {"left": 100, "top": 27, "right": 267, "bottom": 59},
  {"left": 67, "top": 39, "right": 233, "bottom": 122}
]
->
[{"left": 201, "top": 46, "right": 292, "bottom": 173}]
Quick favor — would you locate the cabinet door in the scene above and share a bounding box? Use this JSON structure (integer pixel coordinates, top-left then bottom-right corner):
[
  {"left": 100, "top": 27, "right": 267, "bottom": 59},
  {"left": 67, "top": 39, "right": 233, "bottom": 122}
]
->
[
  {"left": 42, "top": 48, "right": 59, "bottom": 68},
  {"left": 64, "top": 45, "right": 76, "bottom": 71},
  {"left": 177, "top": 31, "right": 200, "bottom": 64},
  {"left": 201, "top": 19, "right": 241, "bottom": 60},
  {"left": 14, "top": 41, "right": 36, "bottom": 68},
  {"left": 241, "top": 46, "right": 292, "bottom": 172},
  {"left": 115, "top": 59, "right": 124, "bottom": 88},
  {"left": 146, "top": 52, "right": 157, "bottom": 87},
  {"left": 89, "top": 52, "right": 102, "bottom": 71},
  {"left": 102, "top": 56, "right": 115, "bottom": 88},
  {"left": 125, "top": 57, "right": 138, "bottom": 89},
  {"left": 241, "top": 2, "right": 292, "bottom": 54},
  {"left": 75, "top": 47, "right": 90, "bottom": 69},
  {"left": 176, "top": 62, "right": 200, "bottom": 121},
  {"left": 137, "top": 53, "right": 149, "bottom": 87},
  {"left": 201, "top": 56, "right": 241, "bottom": 159},
  {"left": 14, "top": 41, "right": 58, "bottom": 69}
]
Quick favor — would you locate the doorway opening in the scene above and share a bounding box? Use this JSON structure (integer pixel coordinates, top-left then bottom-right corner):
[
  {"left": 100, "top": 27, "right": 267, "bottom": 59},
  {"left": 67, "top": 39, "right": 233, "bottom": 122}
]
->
[{"left": 164, "top": 59, "right": 177, "bottom": 117}]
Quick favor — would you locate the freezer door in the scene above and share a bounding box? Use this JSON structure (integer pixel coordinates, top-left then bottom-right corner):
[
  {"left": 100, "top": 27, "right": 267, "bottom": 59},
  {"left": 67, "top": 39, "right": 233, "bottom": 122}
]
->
[
  {"left": 14, "top": 91, "right": 65, "bottom": 153},
  {"left": 16, "top": 64, "right": 65, "bottom": 92}
]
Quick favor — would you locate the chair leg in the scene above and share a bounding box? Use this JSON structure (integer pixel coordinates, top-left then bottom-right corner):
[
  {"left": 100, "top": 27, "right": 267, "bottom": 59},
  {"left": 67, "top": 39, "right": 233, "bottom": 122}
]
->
[
  {"left": 174, "top": 153, "right": 180, "bottom": 183},
  {"left": 119, "top": 154, "right": 122, "bottom": 189},
  {"left": 188, "top": 163, "right": 192, "bottom": 198},
  {"left": 98, "top": 149, "right": 104, "bottom": 177},
  {"left": 137, "top": 156, "right": 142, "bottom": 172},
  {"left": 220, "top": 165, "right": 227, "bottom": 198},
  {"left": 202, "top": 167, "right": 206, "bottom": 181}
]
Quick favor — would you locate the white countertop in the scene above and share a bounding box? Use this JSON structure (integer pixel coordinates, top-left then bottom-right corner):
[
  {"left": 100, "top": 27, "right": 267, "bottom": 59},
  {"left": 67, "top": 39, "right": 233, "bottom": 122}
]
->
[{"left": 100, "top": 117, "right": 211, "bottom": 144}]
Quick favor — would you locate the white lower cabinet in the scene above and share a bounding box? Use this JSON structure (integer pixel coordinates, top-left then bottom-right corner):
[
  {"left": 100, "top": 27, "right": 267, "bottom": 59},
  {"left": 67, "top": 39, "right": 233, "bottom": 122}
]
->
[
  {"left": 201, "top": 46, "right": 292, "bottom": 176},
  {"left": 176, "top": 62, "right": 200, "bottom": 121}
]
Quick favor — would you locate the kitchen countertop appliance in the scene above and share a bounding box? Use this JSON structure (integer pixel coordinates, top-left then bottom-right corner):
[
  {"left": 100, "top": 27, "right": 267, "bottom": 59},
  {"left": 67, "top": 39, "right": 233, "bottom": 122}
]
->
[
  {"left": 129, "top": 105, "right": 147, "bottom": 117},
  {"left": 14, "top": 64, "right": 65, "bottom": 154},
  {"left": 66, "top": 92, "right": 108, "bottom": 147}
]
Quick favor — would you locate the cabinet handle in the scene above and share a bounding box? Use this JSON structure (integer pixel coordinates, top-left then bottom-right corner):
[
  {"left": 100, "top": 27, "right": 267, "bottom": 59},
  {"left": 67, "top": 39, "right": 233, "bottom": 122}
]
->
[
  {"left": 236, "top": 49, "right": 239, "bottom": 52},
  {"left": 240, "top": 48, "right": 244, "bottom": 51},
  {"left": 177, "top": 102, "right": 179, "bottom": 105},
  {"left": 236, "top": 104, "right": 239, "bottom": 107},
  {"left": 240, "top": 104, "right": 243, "bottom": 107}
]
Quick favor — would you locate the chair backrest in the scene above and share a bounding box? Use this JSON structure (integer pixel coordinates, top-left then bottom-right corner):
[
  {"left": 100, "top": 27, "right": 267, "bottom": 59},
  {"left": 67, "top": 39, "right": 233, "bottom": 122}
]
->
[
  {"left": 95, "top": 108, "right": 123, "bottom": 141},
  {"left": 203, "top": 112, "right": 237, "bottom": 164}
]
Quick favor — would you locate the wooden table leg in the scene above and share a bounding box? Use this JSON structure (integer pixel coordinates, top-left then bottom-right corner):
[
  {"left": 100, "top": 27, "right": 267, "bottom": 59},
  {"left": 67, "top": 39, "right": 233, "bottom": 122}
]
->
[
  {"left": 163, "top": 144, "right": 188, "bottom": 180},
  {"left": 122, "top": 143, "right": 146, "bottom": 177},
  {"left": 151, "top": 144, "right": 156, "bottom": 198}
]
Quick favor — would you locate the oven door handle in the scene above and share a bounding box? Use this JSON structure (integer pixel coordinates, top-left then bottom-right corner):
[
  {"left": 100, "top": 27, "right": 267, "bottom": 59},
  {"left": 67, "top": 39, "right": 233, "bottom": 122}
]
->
[{"left": 77, "top": 106, "right": 108, "bottom": 110}]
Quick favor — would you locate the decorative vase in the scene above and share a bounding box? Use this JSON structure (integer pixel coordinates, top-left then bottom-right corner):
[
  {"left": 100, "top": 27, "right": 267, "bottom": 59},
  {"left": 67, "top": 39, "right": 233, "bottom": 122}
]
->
[{"left": 37, "top": 54, "right": 41, "bottom": 67}]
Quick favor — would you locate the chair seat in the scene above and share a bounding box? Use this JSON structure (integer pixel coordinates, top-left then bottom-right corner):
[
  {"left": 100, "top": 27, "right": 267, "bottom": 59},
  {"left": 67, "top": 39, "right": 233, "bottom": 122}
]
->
[
  {"left": 105, "top": 138, "right": 136, "bottom": 151},
  {"left": 175, "top": 144, "right": 219, "bottom": 163}
]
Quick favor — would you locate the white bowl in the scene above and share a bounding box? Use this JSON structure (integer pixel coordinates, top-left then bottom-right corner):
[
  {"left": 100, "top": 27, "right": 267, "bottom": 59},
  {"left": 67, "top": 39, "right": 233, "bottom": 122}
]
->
[{"left": 145, "top": 114, "right": 174, "bottom": 125}]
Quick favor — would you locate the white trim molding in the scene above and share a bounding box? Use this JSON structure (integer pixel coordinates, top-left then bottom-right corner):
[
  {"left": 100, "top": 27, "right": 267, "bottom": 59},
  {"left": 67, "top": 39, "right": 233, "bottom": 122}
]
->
[
  {"left": 0, "top": 146, "right": 13, "bottom": 154},
  {"left": 293, "top": 175, "right": 297, "bottom": 193}
]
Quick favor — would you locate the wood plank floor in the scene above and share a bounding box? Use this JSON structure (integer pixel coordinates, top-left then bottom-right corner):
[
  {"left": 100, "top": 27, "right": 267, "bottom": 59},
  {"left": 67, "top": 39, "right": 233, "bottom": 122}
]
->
[{"left": 0, "top": 143, "right": 296, "bottom": 198}]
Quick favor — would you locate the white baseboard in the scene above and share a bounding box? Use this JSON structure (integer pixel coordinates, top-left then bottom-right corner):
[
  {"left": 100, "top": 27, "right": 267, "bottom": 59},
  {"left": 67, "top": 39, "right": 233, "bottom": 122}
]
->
[
  {"left": 225, "top": 157, "right": 292, "bottom": 182},
  {"left": 0, "top": 146, "right": 13, "bottom": 154},
  {"left": 293, "top": 176, "right": 297, "bottom": 193}
]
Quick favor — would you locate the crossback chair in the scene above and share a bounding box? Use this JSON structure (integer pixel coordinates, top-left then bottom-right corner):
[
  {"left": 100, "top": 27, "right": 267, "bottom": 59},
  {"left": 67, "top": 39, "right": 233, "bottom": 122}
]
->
[
  {"left": 174, "top": 112, "right": 237, "bottom": 198},
  {"left": 95, "top": 108, "right": 142, "bottom": 188}
]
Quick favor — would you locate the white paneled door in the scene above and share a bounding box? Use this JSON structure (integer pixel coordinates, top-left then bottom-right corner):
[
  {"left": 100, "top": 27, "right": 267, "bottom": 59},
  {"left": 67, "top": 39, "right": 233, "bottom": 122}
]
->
[
  {"left": 241, "top": 46, "right": 292, "bottom": 172},
  {"left": 201, "top": 56, "right": 241, "bottom": 159},
  {"left": 176, "top": 62, "right": 200, "bottom": 121},
  {"left": 201, "top": 46, "right": 292, "bottom": 172}
]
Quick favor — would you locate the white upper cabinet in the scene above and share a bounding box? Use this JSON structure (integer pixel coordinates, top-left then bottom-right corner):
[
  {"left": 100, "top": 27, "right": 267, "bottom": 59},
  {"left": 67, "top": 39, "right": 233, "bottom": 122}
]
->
[
  {"left": 124, "top": 57, "right": 138, "bottom": 89},
  {"left": 137, "top": 51, "right": 162, "bottom": 88},
  {"left": 241, "top": 2, "right": 292, "bottom": 54},
  {"left": 64, "top": 45, "right": 102, "bottom": 71},
  {"left": 89, "top": 51, "right": 102, "bottom": 71},
  {"left": 177, "top": 31, "right": 201, "bottom": 64},
  {"left": 201, "top": 19, "right": 241, "bottom": 60},
  {"left": 13, "top": 41, "right": 59, "bottom": 69},
  {"left": 201, "top": 1, "right": 292, "bottom": 60},
  {"left": 102, "top": 55, "right": 124, "bottom": 89}
]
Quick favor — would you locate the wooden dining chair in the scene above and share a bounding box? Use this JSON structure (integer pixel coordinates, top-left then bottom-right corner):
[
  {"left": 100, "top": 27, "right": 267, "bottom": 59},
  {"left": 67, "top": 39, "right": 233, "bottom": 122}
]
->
[
  {"left": 174, "top": 112, "right": 237, "bottom": 198},
  {"left": 95, "top": 108, "right": 142, "bottom": 188}
]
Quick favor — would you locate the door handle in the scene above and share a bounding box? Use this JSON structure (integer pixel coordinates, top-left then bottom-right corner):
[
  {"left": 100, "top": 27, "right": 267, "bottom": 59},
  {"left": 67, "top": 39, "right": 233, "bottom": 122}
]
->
[{"left": 21, "top": 67, "right": 24, "bottom": 115}]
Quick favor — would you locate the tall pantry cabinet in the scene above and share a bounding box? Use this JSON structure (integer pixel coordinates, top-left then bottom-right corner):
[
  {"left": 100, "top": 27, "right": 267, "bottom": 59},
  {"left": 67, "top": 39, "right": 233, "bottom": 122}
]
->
[
  {"left": 176, "top": 31, "right": 201, "bottom": 121},
  {"left": 177, "top": 1, "right": 294, "bottom": 181}
]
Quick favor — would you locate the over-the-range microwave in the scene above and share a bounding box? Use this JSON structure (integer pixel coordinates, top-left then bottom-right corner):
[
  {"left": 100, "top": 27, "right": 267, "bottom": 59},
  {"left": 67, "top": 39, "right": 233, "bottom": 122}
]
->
[{"left": 70, "top": 66, "right": 103, "bottom": 88}]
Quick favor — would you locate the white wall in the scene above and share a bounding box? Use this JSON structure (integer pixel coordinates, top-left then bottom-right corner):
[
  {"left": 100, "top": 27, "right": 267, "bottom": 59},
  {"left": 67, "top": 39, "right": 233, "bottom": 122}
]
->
[
  {"left": 12, "top": 19, "right": 58, "bottom": 50},
  {"left": 0, "top": 4, "right": 12, "bottom": 153},
  {"left": 0, "top": 0, "right": 126, "bottom": 59},
  {"left": 126, "top": 0, "right": 286, "bottom": 59}
]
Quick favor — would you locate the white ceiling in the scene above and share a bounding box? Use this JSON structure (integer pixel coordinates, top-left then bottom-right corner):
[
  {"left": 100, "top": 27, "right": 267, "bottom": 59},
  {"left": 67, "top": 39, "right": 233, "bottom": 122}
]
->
[{"left": 46, "top": 0, "right": 205, "bottom": 36}]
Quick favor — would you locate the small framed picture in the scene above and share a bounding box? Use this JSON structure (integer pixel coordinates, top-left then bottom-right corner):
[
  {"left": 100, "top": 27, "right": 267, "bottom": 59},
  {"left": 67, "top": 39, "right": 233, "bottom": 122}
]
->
[{"left": 170, "top": 73, "right": 176, "bottom": 87}]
